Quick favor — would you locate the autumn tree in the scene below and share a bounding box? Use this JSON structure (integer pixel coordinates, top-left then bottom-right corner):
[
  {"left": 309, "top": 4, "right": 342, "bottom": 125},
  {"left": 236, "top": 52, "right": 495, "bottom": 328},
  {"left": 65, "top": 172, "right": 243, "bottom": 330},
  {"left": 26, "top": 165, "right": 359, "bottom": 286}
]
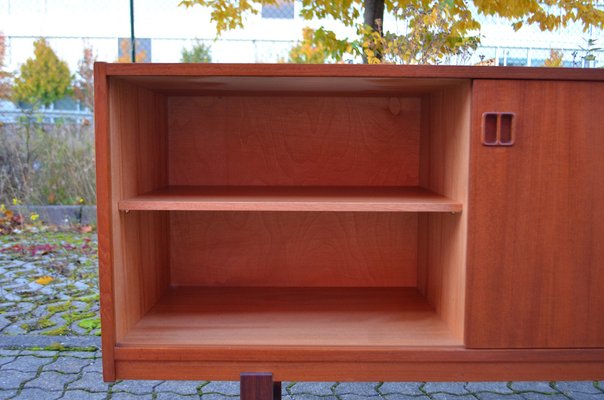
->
[
  {"left": 180, "top": 0, "right": 604, "bottom": 64},
  {"left": 0, "top": 32, "right": 11, "bottom": 99},
  {"left": 13, "top": 38, "right": 72, "bottom": 108},
  {"left": 288, "top": 27, "right": 331, "bottom": 63},
  {"left": 74, "top": 46, "right": 95, "bottom": 110}
]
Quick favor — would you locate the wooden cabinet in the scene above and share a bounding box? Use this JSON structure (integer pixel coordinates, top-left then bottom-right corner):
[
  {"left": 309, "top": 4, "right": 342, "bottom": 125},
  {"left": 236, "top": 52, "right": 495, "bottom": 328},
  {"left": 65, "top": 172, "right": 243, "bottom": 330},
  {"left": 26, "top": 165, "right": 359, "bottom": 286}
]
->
[
  {"left": 94, "top": 63, "right": 604, "bottom": 383},
  {"left": 466, "top": 80, "right": 604, "bottom": 348}
]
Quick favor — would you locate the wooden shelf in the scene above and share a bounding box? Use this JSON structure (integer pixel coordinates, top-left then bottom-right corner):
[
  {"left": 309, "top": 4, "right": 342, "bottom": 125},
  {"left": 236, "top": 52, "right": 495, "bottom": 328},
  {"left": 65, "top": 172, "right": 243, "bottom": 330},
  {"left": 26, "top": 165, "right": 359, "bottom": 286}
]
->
[
  {"left": 119, "top": 287, "right": 461, "bottom": 348},
  {"left": 118, "top": 186, "right": 462, "bottom": 213}
]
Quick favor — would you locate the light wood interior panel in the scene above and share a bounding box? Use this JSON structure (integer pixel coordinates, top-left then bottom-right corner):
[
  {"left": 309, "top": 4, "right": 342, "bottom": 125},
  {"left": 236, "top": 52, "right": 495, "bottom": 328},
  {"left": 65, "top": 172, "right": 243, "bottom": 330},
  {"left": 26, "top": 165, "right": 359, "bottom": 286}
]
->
[
  {"left": 466, "top": 81, "right": 604, "bottom": 348},
  {"left": 170, "top": 212, "right": 418, "bottom": 287},
  {"left": 108, "top": 78, "right": 170, "bottom": 341},
  {"left": 418, "top": 82, "right": 471, "bottom": 341},
  {"left": 119, "top": 287, "right": 460, "bottom": 347},
  {"left": 168, "top": 96, "right": 421, "bottom": 186}
]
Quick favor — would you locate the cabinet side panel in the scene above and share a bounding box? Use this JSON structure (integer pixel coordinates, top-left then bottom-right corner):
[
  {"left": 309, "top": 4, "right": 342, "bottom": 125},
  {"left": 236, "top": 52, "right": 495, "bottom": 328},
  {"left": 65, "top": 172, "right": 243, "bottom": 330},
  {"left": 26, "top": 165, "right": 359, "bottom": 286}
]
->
[
  {"left": 168, "top": 96, "right": 420, "bottom": 186},
  {"left": 466, "top": 80, "right": 604, "bottom": 348},
  {"left": 170, "top": 212, "right": 417, "bottom": 287},
  {"left": 108, "top": 79, "right": 169, "bottom": 342},
  {"left": 94, "top": 63, "right": 116, "bottom": 381},
  {"left": 418, "top": 82, "right": 471, "bottom": 341}
]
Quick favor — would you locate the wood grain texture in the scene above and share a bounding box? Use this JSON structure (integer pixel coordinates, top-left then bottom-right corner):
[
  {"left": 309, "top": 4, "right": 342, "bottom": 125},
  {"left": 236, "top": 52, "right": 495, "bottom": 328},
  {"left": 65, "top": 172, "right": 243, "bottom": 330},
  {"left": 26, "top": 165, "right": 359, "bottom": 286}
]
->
[
  {"left": 170, "top": 212, "right": 417, "bottom": 287},
  {"left": 465, "top": 80, "right": 604, "bottom": 348},
  {"left": 119, "top": 186, "right": 462, "bottom": 212},
  {"left": 168, "top": 96, "right": 420, "bottom": 186},
  {"left": 103, "top": 62, "right": 604, "bottom": 82},
  {"left": 93, "top": 62, "right": 116, "bottom": 382},
  {"left": 240, "top": 373, "right": 276, "bottom": 400},
  {"left": 108, "top": 78, "right": 170, "bottom": 343},
  {"left": 417, "top": 82, "right": 471, "bottom": 342},
  {"left": 118, "top": 287, "right": 459, "bottom": 347},
  {"left": 113, "top": 358, "right": 604, "bottom": 382}
]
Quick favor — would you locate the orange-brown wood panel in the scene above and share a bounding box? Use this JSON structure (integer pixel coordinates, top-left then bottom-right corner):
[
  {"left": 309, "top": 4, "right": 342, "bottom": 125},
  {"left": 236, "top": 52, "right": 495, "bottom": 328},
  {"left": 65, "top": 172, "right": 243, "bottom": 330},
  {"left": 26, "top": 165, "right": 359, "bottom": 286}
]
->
[
  {"left": 170, "top": 212, "right": 418, "bottom": 287},
  {"left": 94, "top": 63, "right": 116, "bottom": 382},
  {"left": 418, "top": 82, "right": 471, "bottom": 342},
  {"left": 465, "top": 80, "right": 604, "bottom": 348},
  {"left": 107, "top": 78, "right": 170, "bottom": 344},
  {"left": 168, "top": 96, "right": 420, "bottom": 186}
]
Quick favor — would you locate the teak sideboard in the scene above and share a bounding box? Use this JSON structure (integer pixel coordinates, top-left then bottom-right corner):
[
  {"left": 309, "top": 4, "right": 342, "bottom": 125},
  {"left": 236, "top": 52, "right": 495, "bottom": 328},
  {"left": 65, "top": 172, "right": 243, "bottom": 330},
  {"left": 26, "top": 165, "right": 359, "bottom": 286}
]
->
[{"left": 94, "top": 63, "right": 604, "bottom": 383}]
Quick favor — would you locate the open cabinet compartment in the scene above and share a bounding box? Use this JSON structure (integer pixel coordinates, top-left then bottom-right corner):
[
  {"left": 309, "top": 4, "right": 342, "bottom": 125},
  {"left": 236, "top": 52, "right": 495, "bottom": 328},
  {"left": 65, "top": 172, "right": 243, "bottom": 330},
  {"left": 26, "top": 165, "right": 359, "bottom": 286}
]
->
[{"left": 104, "top": 73, "right": 471, "bottom": 377}]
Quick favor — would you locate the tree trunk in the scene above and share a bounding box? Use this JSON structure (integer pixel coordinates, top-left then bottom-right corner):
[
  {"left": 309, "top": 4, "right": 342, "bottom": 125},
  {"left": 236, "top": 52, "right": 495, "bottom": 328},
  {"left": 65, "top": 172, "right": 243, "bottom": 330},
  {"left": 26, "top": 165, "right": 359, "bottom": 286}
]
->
[{"left": 363, "top": 0, "right": 385, "bottom": 63}]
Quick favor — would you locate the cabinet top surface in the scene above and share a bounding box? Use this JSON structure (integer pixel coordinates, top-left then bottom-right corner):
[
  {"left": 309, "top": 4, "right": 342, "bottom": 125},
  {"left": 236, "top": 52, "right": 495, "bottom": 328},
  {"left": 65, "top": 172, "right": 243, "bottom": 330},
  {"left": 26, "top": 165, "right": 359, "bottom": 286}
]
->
[{"left": 98, "top": 62, "right": 604, "bottom": 81}]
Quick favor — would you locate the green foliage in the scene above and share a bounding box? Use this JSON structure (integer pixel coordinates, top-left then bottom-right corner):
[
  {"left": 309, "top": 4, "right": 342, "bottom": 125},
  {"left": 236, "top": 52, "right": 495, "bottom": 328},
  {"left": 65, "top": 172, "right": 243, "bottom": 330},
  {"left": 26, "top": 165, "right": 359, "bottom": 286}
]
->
[
  {"left": 180, "top": 0, "right": 604, "bottom": 64},
  {"left": 181, "top": 40, "right": 213, "bottom": 62},
  {"left": 13, "top": 38, "right": 72, "bottom": 107}
]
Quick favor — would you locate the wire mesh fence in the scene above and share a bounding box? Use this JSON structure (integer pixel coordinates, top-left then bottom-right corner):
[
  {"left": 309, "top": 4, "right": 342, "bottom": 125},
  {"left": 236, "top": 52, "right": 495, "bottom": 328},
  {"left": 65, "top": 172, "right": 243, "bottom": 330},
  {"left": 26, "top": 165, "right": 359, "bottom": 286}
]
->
[{"left": 1, "top": 0, "right": 603, "bottom": 68}]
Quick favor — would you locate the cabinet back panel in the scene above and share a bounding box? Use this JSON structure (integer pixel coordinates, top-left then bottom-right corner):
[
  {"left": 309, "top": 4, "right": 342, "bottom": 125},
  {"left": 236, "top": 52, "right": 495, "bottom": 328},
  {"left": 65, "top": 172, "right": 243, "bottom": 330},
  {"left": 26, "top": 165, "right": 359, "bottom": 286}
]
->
[
  {"left": 170, "top": 212, "right": 417, "bottom": 287},
  {"left": 168, "top": 96, "right": 420, "bottom": 186}
]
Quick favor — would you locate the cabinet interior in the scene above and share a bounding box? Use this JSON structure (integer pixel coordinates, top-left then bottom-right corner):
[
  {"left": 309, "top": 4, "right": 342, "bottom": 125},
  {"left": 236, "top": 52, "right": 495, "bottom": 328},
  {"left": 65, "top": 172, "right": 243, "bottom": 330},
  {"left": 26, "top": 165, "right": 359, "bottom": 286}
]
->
[{"left": 107, "top": 76, "right": 471, "bottom": 349}]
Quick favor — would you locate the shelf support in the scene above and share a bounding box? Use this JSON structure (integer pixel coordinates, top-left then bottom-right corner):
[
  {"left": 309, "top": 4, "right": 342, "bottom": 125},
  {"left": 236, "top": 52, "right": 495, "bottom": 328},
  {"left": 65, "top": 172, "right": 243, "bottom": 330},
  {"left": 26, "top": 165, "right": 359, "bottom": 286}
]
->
[{"left": 241, "top": 372, "right": 281, "bottom": 400}]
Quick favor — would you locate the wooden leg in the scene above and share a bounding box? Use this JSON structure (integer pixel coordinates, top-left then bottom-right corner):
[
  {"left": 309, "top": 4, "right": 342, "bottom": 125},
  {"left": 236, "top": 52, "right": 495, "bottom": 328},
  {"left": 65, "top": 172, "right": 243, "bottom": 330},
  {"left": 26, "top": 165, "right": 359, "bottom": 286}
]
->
[{"left": 241, "top": 372, "right": 281, "bottom": 400}]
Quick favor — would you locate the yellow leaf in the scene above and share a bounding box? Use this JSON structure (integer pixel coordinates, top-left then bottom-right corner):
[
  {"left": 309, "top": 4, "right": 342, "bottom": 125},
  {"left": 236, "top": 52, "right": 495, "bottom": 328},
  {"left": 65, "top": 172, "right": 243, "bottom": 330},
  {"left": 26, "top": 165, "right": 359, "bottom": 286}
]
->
[{"left": 35, "top": 276, "right": 54, "bottom": 285}]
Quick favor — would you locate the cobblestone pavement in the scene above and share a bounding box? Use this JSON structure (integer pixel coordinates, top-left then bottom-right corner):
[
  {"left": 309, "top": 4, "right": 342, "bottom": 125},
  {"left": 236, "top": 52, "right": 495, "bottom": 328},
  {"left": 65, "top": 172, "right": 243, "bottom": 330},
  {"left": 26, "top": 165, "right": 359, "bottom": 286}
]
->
[
  {"left": 1, "top": 231, "right": 604, "bottom": 399},
  {"left": 0, "top": 346, "right": 603, "bottom": 399}
]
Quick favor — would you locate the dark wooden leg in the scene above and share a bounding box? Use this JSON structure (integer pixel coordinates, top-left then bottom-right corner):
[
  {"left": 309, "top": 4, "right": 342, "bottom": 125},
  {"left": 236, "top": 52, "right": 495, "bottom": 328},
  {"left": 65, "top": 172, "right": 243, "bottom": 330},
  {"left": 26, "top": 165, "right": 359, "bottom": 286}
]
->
[
  {"left": 241, "top": 372, "right": 280, "bottom": 400},
  {"left": 273, "top": 380, "right": 282, "bottom": 400}
]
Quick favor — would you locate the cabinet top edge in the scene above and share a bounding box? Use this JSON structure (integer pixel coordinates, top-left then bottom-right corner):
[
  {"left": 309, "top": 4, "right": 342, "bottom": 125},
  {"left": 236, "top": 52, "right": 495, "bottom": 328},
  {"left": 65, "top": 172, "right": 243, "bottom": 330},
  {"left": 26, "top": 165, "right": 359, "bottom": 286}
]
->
[{"left": 97, "top": 62, "right": 604, "bottom": 81}]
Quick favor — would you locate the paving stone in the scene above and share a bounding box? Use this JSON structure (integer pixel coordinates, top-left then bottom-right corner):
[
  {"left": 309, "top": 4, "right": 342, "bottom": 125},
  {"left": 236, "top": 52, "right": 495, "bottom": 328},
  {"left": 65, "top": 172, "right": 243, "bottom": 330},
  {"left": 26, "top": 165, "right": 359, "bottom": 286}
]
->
[
  {"left": 0, "top": 390, "right": 18, "bottom": 400},
  {"left": 80, "top": 357, "right": 103, "bottom": 373},
  {"left": 111, "top": 379, "right": 163, "bottom": 394},
  {"left": 289, "top": 381, "right": 335, "bottom": 395},
  {"left": 202, "top": 381, "right": 239, "bottom": 396},
  {"left": 335, "top": 382, "right": 380, "bottom": 396},
  {"left": 423, "top": 382, "right": 469, "bottom": 395},
  {"left": 62, "top": 390, "right": 108, "bottom": 400},
  {"left": 12, "top": 388, "right": 63, "bottom": 399},
  {"left": 200, "top": 395, "right": 238, "bottom": 400},
  {"left": 0, "top": 350, "right": 21, "bottom": 357},
  {"left": 155, "top": 380, "right": 202, "bottom": 395},
  {"left": 110, "top": 393, "right": 150, "bottom": 399},
  {"left": 432, "top": 394, "right": 476, "bottom": 400},
  {"left": 0, "top": 370, "right": 32, "bottom": 390},
  {"left": 156, "top": 394, "right": 197, "bottom": 400},
  {"left": 339, "top": 395, "right": 381, "bottom": 400},
  {"left": 466, "top": 382, "right": 514, "bottom": 394},
  {"left": 521, "top": 394, "right": 569, "bottom": 400},
  {"left": 24, "top": 370, "right": 79, "bottom": 391},
  {"left": 511, "top": 382, "right": 558, "bottom": 394},
  {"left": 0, "top": 356, "right": 17, "bottom": 367},
  {"left": 559, "top": 394, "right": 604, "bottom": 400},
  {"left": 383, "top": 395, "right": 430, "bottom": 400},
  {"left": 0, "top": 316, "right": 10, "bottom": 331},
  {"left": 67, "top": 371, "right": 113, "bottom": 392},
  {"left": 555, "top": 381, "right": 602, "bottom": 395},
  {"left": 19, "top": 351, "right": 58, "bottom": 357},
  {"left": 380, "top": 382, "right": 424, "bottom": 395},
  {"left": 1, "top": 355, "right": 55, "bottom": 372},
  {"left": 477, "top": 394, "right": 525, "bottom": 400},
  {"left": 292, "top": 396, "right": 338, "bottom": 400},
  {"left": 59, "top": 351, "right": 98, "bottom": 358},
  {"left": 44, "top": 356, "right": 94, "bottom": 373}
]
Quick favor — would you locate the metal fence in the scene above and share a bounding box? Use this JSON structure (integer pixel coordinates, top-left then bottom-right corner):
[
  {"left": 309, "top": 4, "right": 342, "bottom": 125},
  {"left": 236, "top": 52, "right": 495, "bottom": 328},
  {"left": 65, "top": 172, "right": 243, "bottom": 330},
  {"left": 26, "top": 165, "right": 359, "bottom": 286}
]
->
[{"left": 1, "top": 0, "right": 603, "bottom": 69}]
